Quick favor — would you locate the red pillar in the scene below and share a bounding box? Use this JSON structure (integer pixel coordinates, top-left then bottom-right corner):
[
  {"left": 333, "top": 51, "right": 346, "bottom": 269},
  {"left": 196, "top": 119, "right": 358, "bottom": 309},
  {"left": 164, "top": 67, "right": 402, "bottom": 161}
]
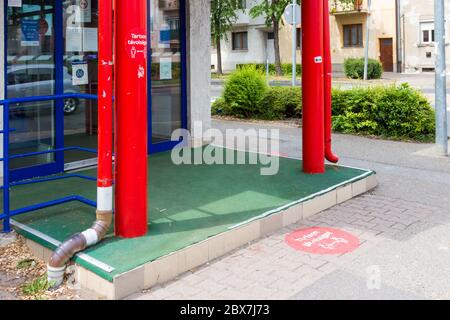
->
[
  {"left": 97, "top": 0, "right": 114, "bottom": 213},
  {"left": 114, "top": 0, "right": 148, "bottom": 238},
  {"left": 302, "top": 0, "right": 325, "bottom": 173}
]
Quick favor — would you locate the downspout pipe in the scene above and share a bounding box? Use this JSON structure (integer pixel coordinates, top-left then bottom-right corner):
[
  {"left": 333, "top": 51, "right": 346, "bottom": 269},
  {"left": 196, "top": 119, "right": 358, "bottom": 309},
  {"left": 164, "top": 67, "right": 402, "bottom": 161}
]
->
[
  {"left": 47, "top": 0, "right": 114, "bottom": 287},
  {"left": 323, "top": 0, "right": 339, "bottom": 164}
]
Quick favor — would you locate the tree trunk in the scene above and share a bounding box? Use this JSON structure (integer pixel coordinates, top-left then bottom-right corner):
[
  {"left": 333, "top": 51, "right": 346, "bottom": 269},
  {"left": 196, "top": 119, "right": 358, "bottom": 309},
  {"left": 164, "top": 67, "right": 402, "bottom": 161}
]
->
[
  {"left": 216, "top": 37, "right": 223, "bottom": 75},
  {"left": 273, "top": 18, "right": 283, "bottom": 76}
]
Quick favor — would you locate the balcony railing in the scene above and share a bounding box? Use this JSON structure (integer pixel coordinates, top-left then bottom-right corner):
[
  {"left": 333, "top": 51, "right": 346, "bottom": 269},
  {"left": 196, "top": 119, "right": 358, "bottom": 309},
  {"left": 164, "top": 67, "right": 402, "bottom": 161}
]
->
[{"left": 330, "top": 0, "right": 367, "bottom": 14}]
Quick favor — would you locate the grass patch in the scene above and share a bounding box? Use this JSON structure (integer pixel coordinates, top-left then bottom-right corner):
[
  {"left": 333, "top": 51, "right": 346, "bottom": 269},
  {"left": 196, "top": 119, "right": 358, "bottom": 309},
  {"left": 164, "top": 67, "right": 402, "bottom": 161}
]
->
[
  {"left": 21, "top": 276, "right": 55, "bottom": 299},
  {"left": 17, "top": 258, "right": 36, "bottom": 270}
]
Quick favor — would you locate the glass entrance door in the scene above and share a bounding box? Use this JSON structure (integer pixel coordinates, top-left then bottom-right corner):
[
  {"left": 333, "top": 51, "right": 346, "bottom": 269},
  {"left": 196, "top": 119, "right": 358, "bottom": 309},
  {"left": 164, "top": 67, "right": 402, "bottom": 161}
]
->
[
  {"left": 6, "top": 0, "right": 60, "bottom": 180},
  {"left": 149, "top": 0, "right": 187, "bottom": 153},
  {"left": 63, "top": 0, "right": 99, "bottom": 168},
  {"left": 5, "top": 0, "right": 100, "bottom": 181}
]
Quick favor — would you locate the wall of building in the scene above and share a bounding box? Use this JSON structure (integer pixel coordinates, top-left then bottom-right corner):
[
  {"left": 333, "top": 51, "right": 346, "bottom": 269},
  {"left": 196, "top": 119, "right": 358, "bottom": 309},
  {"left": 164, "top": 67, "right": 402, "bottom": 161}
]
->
[
  {"left": 211, "top": 26, "right": 272, "bottom": 72},
  {"left": 278, "top": 0, "right": 397, "bottom": 72},
  {"left": 211, "top": 0, "right": 274, "bottom": 72},
  {"left": 279, "top": 20, "right": 301, "bottom": 65},
  {"left": 329, "top": 0, "right": 397, "bottom": 72},
  {"left": 401, "top": 0, "right": 450, "bottom": 73},
  {"left": 187, "top": 0, "right": 211, "bottom": 145}
]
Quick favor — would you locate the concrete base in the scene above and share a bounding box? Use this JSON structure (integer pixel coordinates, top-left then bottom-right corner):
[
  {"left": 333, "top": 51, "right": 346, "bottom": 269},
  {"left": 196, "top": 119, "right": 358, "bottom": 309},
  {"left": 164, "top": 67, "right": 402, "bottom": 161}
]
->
[{"left": 23, "top": 174, "right": 377, "bottom": 300}]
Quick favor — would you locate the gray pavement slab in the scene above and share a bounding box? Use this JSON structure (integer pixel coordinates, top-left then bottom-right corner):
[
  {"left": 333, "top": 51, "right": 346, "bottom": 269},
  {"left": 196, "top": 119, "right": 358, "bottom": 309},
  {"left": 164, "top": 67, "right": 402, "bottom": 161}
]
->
[{"left": 291, "top": 270, "right": 425, "bottom": 300}]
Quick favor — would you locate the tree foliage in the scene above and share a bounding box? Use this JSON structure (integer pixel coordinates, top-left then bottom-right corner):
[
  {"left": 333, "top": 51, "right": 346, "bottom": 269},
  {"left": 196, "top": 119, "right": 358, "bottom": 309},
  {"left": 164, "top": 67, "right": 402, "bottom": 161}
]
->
[
  {"left": 211, "top": 0, "right": 243, "bottom": 43},
  {"left": 211, "top": 0, "right": 245, "bottom": 74}
]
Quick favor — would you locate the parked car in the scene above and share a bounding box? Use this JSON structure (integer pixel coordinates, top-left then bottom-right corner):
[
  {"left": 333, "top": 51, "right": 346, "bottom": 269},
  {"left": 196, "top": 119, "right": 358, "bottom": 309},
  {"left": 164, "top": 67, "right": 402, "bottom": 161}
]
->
[{"left": 7, "top": 64, "right": 81, "bottom": 115}]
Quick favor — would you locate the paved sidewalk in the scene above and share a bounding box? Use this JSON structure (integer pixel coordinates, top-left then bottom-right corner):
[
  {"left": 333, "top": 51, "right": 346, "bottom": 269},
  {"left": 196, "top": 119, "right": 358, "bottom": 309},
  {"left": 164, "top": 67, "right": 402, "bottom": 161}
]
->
[
  {"left": 129, "top": 120, "right": 450, "bottom": 300},
  {"left": 130, "top": 195, "right": 446, "bottom": 300}
]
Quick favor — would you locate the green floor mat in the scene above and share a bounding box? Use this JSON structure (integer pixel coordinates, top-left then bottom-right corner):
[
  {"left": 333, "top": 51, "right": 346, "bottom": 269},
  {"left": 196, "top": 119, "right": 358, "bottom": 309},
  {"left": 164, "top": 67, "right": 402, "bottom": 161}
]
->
[{"left": 3, "top": 148, "right": 373, "bottom": 281}]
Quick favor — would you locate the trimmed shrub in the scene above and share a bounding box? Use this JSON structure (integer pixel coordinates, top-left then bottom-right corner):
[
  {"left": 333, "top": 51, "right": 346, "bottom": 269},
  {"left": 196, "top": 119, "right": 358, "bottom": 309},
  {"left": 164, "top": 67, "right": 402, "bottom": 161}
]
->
[
  {"left": 332, "top": 84, "right": 435, "bottom": 141},
  {"left": 236, "top": 63, "right": 302, "bottom": 76},
  {"left": 344, "top": 58, "right": 383, "bottom": 80},
  {"left": 260, "top": 87, "right": 302, "bottom": 120},
  {"left": 213, "top": 82, "right": 434, "bottom": 142},
  {"left": 211, "top": 97, "right": 229, "bottom": 116},
  {"left": 214, "top": 86, "right": 302, "bottom": 120},
  {"left": 223, "top": 66, "right": 268, "bottom": 118}
]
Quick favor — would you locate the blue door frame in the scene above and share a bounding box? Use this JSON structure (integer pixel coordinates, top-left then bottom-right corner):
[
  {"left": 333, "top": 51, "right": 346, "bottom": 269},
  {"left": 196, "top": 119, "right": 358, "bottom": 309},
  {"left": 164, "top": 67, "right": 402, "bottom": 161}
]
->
[
  {"left": 4, "top": 0, "right": 65, "bottom": 182},
  {"left": 147, "top": 0, "right": 188, "bottom": 154},
  {"left": 4, "top": 0, "right": 188, "bottom": 181}
]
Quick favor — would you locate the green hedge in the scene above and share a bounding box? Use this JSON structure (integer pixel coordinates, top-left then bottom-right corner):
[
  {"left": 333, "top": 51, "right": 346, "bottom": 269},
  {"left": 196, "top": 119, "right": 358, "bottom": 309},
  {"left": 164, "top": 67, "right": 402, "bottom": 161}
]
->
[
  {"left": 332, "top": 84, "right": 435, "bottom": 141},
  {"left": 260, "top": 87, "right": 302, "bottom": 120},
  {"left": 213, "top": 86, "right": 301, "bottom": 120},
  {"left": 213, "top": 71, "right": 435, "bottom": 141},
  {"left": 344, "top": 58, "right": 383, "bottom": 80},
  {"left": 236, "top": 63, "right": 302, "bottom": 76},
  {"left": 222, "top": 65, "right": 268, "bottom": 118}
]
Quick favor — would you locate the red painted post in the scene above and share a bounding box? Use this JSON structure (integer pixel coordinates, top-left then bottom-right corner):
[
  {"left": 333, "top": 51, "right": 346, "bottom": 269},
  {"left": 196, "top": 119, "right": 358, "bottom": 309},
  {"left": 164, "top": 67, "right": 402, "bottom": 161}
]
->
[
  {"left": 323, "top": 0, "right": 339, "bottom": 163},
  {"left": 97, "top": 0, "right": 114, "bottom": 214},
  {"left": 114, "top": 0, "right": 148, "bottom": 238},
  {"left": 302, "top": 0, "right": 325, "bottom": 173}
]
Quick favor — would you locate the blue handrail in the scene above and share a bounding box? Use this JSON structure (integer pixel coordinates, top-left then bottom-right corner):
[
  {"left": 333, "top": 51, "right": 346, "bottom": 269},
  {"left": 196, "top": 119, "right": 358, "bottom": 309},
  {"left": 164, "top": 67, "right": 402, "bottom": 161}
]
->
[
  {"left": 1, "top": 93, "right": 99, "bottom": 233},
  {"left": 0, "top": 93, "right": 97, "bottom": 106}
]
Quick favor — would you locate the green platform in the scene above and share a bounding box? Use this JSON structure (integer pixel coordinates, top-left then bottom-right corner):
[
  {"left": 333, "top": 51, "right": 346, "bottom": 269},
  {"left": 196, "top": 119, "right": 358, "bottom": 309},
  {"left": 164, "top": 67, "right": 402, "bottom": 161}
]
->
[{"left": 3, "top": 148, "right": 373, "bottom": 281}]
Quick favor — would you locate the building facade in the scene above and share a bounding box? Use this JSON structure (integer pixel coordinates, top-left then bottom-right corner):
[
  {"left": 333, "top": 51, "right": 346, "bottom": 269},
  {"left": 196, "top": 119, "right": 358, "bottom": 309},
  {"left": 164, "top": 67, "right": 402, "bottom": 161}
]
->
[
  {"left": 214, "top": 0, "right": 398, "bottom": 73},
  {"left": 400, "top": 0, "right": 450, "bottom": 73},
  {"left": 0, "top": 0, "right": 211, "bottom": 182},
  {"left": 280, "top": 0, "right": 398, "bottom": 72},
  {"left": 211, "top": 0, "right": 275, "bottom": 72}
]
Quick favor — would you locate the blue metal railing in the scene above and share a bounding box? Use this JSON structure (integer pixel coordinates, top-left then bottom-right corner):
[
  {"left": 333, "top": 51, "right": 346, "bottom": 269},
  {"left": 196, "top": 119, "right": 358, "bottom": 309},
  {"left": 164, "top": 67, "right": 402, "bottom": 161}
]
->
[{"left": 0, "top": 93, "right": 99, "bottom": 232}]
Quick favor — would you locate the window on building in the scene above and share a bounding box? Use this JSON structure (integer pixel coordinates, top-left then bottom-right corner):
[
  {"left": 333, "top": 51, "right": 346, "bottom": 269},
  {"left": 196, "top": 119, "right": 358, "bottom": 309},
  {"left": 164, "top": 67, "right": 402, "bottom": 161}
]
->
[
  {"left": 267, "top": 32, "right": 274, "bottom": 40},
  {"left": 297, "top": 28, "right": 302, "bottom": 49},
  {"left": 343, "top": 24, "right": 363, "bottom": 47},
  {"left": 420, "top": 22, "right": 435, "bottom": 44},
  {"left": 232, "top": 31, "right": 248, "bottom": 50}
]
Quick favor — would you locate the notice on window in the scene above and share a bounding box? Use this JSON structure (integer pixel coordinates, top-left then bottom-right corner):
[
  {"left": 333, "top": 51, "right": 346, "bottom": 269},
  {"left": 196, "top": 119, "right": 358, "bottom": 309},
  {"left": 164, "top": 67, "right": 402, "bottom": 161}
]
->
[
  {"left": 72, "top": 61, "right": 89, "bottom": 85},
  {"left": 82, "top": 28, "right": 98, "bottom": 52},
  {"left": 8, "top": 0, "right": 22, "bottom": 7},
  {"left": 66, "top": 27, "right": 98, "bottom": 52},
  {"left": 77, "top": 0, "right": 92, "bottom": 23},
  {"left": 159, "top": 25, "right": 171, "bottom": 49},
  {"left": 160, "top": 57, "right": 172, "bottom": 80},
  {"left": 21, "top": 20, "right": 40, "bottom": 47},
  {"left": 66, "top": 27, "right": 83, "bottom": 52}
]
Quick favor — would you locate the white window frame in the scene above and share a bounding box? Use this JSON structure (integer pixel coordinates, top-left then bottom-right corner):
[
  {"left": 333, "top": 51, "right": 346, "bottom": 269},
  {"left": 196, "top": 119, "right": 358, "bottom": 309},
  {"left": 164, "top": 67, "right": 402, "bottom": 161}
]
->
[{"left": 420, "top": 21, "right": 435, "bottom": 44}]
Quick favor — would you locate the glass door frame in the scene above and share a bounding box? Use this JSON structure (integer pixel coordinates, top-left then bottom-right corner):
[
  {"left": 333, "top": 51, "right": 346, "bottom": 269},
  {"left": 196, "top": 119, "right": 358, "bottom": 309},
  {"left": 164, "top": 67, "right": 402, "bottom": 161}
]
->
[
  {"left": 4, "top": 0, "right": 66, "bottom": 182},
  {"left": 147, "top": 0, "right": 188, "bottom": 154}
]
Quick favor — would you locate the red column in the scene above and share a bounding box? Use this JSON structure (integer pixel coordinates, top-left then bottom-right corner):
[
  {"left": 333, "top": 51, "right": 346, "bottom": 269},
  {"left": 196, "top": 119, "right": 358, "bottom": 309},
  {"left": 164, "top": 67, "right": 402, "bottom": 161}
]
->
[
  {"left": 302, "top": 0, "right": 325, "bottom": 173},
  {"left": 114, "top": 0, "right": 148, "bottom": 238},
  {"left": 97, "top": 0, "right": 114, "bottom": 213},
  {"left": 323, "top": 0, "right": 339, "bottom": 164}
]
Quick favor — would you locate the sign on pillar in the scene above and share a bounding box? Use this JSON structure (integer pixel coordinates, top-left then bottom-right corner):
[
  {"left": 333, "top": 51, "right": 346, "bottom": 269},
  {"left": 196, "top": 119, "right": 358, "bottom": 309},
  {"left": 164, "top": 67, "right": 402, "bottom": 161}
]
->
[{"left": 114, "top": 0, "right": 148, "bottom": 238}]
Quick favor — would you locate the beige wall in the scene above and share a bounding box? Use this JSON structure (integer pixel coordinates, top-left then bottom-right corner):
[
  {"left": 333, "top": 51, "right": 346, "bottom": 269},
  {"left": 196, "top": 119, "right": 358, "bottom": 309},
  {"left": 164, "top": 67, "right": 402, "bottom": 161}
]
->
[
  {"left": 280, "top": 0, "right": 397, "bottom": 72},
  {"left": 401, "top": 0, "right": 450, "bottom": 73}
]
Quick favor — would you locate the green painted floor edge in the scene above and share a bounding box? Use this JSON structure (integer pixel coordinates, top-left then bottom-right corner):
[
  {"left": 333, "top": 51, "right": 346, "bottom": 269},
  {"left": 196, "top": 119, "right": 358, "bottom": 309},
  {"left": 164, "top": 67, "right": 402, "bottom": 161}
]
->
[{"left": 4, "top": 148, "right": 374, "bottom": 282}]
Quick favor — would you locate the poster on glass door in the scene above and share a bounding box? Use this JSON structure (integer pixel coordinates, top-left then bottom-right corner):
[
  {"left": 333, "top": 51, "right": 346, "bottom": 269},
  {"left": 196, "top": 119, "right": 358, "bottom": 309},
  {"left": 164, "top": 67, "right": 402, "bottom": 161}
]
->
[
  {"left": 21, "top": 20, "right": 40, "bottom": 47},
  {"left": 77, "top": 0, "right": 92, "bottom": 23},
  {"left": 72, "top": 61, "right": 89, "bottom": 85},
  {"left": 160, "top": 57, "right": 172, "bottom": 80},
  {"left": 8, "top": 0, "right": 22, "bottom": 7}
]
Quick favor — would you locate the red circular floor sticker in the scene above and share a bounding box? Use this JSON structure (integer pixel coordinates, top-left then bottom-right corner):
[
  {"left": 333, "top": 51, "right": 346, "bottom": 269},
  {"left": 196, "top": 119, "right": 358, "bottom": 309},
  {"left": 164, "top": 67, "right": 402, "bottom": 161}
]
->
[{"left": 285, "top": 227, "right": 360, "bottom": 255}]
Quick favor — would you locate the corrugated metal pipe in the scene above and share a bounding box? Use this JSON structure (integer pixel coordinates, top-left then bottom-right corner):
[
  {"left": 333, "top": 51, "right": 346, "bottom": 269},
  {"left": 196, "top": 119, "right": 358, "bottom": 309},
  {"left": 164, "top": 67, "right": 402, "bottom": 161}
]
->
[{"left": 47, "top": 211, "right": 112, "bottom": 286}]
